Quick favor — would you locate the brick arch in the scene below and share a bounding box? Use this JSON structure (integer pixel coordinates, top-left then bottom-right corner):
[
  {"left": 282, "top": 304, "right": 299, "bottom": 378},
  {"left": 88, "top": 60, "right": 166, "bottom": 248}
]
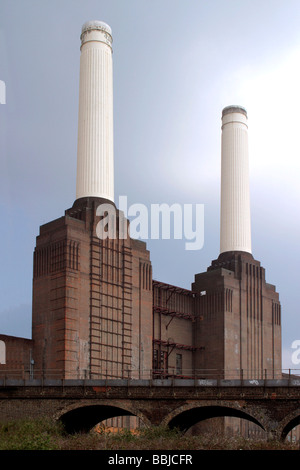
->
[
  {"left": 54, "top": 399, "right": 151, "bottom": 433},
  {"left": 161, "top": 402, "right": 266, "bottom": 433},
  {"left": 278, "top": 407, "right": 300, "bottom": 441}
]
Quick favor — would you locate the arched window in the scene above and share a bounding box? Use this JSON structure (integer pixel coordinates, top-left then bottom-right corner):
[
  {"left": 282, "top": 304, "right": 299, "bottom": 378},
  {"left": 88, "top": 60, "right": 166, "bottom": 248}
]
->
[{"left": 0, "top": 340, "right": 6, "bottom": 364}]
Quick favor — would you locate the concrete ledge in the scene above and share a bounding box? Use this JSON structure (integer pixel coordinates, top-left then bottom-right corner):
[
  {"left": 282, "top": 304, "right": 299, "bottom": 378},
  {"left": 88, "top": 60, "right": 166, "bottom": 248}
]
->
[
  {"left": 42, "top": 379, "right": 64, "bottom": 386},
  {"left": 243, "top": 379, "right": 265, "bottom": 386},
  {"left": 196, "top": 379, "right": 217, "bottom": 386},
  {"left": 0, "top": 379, "right": 24, "bottom": 386},
  {"left": 128, "top": 379, "right": 150, "bottom": 386},
  {"left": 264, "top": 379, "right": 289, "bottom": 387},
  {"left": 152, "top": 379, "right": 173, "bottom": 387},
  {"left": 290, "top": 379, "right": 300, "bottom": 386},
  {"left": 1, "top": 378, "right": 300, "bottom": 387},
  {"left": 24, "top": 379, "right": 42, "bottom": 386}
]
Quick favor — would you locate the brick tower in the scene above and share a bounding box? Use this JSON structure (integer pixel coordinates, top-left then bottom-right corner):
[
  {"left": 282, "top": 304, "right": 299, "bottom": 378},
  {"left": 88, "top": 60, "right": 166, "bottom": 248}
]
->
[
  {"left": 31, "top": 21, "right": 153, "bottom": 380},
  {"left": 192, "top": 106, "right": 281, "bottom": 379}
]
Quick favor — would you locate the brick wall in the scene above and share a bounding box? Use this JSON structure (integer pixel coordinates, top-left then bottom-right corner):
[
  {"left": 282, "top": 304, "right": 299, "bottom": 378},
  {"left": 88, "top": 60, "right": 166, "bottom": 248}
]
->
[
  {"left": 31, "top": 197, "right": 153, "bottom": 380},
  {"left": 0, "top": 335, "right": 33, "bottom": 378}
]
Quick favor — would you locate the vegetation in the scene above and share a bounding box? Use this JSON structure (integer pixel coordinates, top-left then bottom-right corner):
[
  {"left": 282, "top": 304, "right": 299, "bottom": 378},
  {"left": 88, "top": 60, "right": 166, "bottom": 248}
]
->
[{"left": 0, "top": 418, "right": 298, "bottom": 451}]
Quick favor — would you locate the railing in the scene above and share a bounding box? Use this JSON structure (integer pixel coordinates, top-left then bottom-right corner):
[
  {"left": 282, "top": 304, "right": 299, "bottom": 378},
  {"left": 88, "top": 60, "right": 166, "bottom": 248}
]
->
[{"left": 0, "top": 368, "right": 299, "bottom": 384}]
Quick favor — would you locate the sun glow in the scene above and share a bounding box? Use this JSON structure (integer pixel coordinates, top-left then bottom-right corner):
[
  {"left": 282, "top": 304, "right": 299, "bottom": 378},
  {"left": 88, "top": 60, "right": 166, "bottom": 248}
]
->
[{"left": 238, "top": 47, "right": 300, "bottom": 183}]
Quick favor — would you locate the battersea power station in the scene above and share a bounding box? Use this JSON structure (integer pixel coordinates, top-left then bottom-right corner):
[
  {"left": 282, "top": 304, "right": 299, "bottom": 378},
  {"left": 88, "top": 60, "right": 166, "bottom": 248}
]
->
[{"left": 0, "top": 21, "right": 282, "bottom": 431}]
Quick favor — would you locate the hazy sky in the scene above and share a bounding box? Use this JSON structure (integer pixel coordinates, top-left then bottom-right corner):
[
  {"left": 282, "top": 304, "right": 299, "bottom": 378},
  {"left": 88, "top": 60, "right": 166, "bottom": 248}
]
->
[{"left": 1, "top": 0, "right": 300, "bottom": 370}]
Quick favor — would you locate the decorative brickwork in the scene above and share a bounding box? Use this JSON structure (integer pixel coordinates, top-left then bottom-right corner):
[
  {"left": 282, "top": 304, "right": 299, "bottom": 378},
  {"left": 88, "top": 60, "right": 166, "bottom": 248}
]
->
[
  {"left": 192, "top": 251, "right": 281, "bottom": 378},
  {"left": 31, "top": 197, "right": 152, "bottom": 380}
]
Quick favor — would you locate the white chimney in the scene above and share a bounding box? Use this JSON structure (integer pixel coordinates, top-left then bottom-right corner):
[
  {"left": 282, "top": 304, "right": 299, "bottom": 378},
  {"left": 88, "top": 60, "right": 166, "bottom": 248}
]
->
[
  {"left": 220, "top": 106, "right": 252, "bottom": 254},
  {"left": 76, "top": 21, "right": 114, "bottom": 202}
]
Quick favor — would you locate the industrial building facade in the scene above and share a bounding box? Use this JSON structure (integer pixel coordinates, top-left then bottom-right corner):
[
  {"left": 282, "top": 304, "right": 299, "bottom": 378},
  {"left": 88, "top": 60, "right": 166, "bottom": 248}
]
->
[
  {"left": 0, "top": 22, "right": 282, "bottom": 436},
  {"left": 31, "top": 198, "right": 153, "bottom": 380},
  {"left": 29, "top": 207, "right": 281, "bottom": 381},
  {"left": 0, "top": 197, "right": 282, "bottom": 382}
]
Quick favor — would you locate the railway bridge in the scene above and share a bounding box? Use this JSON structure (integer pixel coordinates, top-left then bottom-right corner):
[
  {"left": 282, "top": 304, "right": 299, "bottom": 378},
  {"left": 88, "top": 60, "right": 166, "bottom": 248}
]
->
[{"left": 1, "top": 377, "right": 300, "bottom": 441}]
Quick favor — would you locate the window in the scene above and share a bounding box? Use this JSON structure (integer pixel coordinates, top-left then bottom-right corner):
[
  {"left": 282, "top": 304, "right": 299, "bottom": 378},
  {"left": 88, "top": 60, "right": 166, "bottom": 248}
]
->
[
  {"left": 153, "top": 349, "right": 159, "bottom": 371},
  {"left": 176, "top": 353, "right": 182, "bottom": 375},
  {"left": 161, "top": 351, "right": 168, "bottom": 372},
  {"left": 0, "top": 341, "right": 6, "bottom": 364}
]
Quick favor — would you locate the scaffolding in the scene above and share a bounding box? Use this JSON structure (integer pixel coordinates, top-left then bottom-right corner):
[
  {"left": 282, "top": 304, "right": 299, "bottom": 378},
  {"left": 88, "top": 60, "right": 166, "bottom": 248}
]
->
[
  {"left": 153, "top": 338, "right": 201, "bottom": 352},
  {"left": 153, "top": 306, "right": 195, "bottom": 321},
  {"left": 152, "top": 279, "right": 205, "bottom": 380},
  {"left": 152, "top": 279, "right": 201, "bottom": 323}
]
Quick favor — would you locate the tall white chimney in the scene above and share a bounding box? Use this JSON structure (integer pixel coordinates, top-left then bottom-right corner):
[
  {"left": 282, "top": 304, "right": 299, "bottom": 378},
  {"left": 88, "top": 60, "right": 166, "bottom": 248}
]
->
[
  {"left": 220, "top": 106, "right": 252, "bottom": 254},
  {"left": 76, "top": 20, "right": 114, "bottom": 202}
]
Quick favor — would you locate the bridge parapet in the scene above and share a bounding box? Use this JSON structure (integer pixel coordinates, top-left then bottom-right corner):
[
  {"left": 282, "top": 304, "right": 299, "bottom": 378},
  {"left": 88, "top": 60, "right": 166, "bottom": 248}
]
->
[
  {"left": 1, "top": 377, "right": 300, "bottom": 388},
  {"left": 1, "top": 368, "right": 298, "bottom": 382}
]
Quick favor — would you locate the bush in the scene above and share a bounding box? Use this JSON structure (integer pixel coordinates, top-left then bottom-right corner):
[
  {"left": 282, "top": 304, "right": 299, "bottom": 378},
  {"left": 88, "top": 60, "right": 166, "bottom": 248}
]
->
[
  {"left": 0, "top": 418, "right": 63, "bottom": 450},
  {"left": 0, "top": 418, "right": 298, "bottom": 451}
]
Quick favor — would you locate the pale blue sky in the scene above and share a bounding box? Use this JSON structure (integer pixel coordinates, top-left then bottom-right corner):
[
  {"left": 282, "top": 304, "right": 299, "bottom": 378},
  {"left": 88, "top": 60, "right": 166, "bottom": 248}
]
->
[{"left": 1, "top": 0, "right": 300, "bottom": 370}]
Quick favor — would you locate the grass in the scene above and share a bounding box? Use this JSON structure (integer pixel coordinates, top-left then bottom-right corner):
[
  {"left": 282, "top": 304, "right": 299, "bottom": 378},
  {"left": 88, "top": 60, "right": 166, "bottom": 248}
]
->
[
  {"left": 0, "top": 418, "right": 61, "bottom": 450},
  {"left": 0, "top": 418, "right": 298, "bottom": 451}
]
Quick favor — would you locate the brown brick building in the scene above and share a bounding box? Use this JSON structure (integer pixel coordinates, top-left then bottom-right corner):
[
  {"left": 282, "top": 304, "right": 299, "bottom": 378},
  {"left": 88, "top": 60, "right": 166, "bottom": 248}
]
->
[
  {"left": 0, "top": 334, "right": 33, "bottom": 378},
  {"left": 27, "top": 198, "right": 281, "bottom": 381},
  {"left": 1, "top": 198, "right": 281, "bottom": 383},
  {"left": 153, "top": 251, "right": 281, "bottom": 380},
  {"left": 31, "top": 198, "right": 152, "bottom": 380},
  {"left": 0, "top": 21, "right": 283, "bottom": 436}
]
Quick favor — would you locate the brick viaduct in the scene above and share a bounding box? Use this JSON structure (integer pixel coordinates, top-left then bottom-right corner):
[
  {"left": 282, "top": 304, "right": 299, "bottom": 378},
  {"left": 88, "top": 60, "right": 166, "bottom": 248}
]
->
[{"left": 1, "top": 378, "right": 300, "bottom": 441}]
